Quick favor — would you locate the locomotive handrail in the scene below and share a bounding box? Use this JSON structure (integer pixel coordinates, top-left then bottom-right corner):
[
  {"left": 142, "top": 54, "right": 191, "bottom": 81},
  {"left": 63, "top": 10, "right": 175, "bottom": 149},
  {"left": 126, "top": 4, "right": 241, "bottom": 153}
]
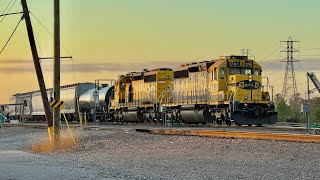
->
[
  {"left": 229, "top": 84, "right": 241, "bottom": 113},
  {"left": 243, "top": 105, "right": 273, "bottom": 111}
]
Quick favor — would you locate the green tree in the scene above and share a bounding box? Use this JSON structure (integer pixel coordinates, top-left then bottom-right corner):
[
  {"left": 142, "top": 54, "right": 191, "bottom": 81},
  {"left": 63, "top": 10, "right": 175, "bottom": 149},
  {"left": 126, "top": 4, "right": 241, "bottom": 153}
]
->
[
  {"left": 312, "top": 106, "right": 320, "bottom": 123},
  {"left": 274, "top": 93, "right": 283, "bottom": 105},
  {"left": 288, "top": 93, "right": 305, "bottom": 123},
  {"left": 277, "top": 98, "right": 294, "bottom": 122},
  {"left": 310, "top": 97, "right": 320, "bottom": 114}
]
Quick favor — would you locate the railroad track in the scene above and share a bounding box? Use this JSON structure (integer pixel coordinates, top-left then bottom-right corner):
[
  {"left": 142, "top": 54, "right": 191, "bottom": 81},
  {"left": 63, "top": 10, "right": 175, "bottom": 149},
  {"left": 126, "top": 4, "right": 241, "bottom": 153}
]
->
[
  {"left": 136, "top": 128, "right": 320, "bottom": 143},
  {"left": 99, "top": 122, "right": 318, "bottom": 134},
  {"left": 4, "top": 121, "right": 319, "bottom": 136}
]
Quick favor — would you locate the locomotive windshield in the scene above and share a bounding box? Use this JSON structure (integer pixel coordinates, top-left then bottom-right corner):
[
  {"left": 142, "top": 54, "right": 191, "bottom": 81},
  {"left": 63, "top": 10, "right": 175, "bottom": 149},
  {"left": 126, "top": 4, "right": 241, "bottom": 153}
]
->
[
  {"left": 241, "top": 69, "right": 252, "bottom": 75},
  {"left": 254, "top": 68, "right": 261, "bottom": 75},
  {"left": 229, "top": 68, "right": 240, "bottom": 75},
  {"left": 228, "top": 68, "right": 252, "bottom": 75}
]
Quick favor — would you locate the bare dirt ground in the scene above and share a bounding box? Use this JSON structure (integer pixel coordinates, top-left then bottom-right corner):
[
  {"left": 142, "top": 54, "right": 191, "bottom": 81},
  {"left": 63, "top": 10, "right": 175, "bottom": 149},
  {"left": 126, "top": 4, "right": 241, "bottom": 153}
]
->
[{"left": 0, "top": 126, "right": 319, "bottom": 180}]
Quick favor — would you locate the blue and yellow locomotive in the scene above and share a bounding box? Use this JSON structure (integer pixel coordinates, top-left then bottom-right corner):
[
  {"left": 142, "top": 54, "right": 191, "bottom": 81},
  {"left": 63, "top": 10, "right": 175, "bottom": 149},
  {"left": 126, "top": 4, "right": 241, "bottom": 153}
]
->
[
  {"left": 110, "top": 55, "right": 277, "bottom": 126},
  {"left": 8, "top": 55, "right": 277, "bottom": 126}
]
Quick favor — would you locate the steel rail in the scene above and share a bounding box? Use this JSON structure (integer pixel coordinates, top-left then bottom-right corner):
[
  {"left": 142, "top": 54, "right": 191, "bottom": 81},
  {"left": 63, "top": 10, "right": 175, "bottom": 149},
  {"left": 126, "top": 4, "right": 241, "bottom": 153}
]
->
[{"left": 138, "top": 129, "right": 320, "bottom": 143}]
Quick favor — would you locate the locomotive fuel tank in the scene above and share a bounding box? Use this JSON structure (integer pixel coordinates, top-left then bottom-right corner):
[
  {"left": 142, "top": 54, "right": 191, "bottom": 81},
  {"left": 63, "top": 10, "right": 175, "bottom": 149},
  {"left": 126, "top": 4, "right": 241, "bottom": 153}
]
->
[
  {"left": 179, "top": 105, "right": 212, "bottom": 123},
  {"left": 122, "top": 107, "right": 144, "bottom": 122}
]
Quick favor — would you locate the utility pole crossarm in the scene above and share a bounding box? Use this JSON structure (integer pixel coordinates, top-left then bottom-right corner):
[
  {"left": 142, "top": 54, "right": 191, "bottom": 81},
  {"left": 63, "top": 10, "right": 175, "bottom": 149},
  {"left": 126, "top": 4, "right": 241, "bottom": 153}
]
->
[
  {"left": 40, "top": 56, "right": 72, "bottom": 60},
  {"left": 0, "top": 11, "right": 23, "bottom": 17}
]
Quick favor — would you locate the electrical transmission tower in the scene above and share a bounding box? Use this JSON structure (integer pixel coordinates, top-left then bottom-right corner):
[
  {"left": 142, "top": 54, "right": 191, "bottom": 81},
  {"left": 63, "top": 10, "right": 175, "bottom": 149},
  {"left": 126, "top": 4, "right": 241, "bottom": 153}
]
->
[
  {"left": 240, "top": 49, "right": 255, "bottom": 60},
  {"left": 280, "top": 36, "right": 300, "bottom": 103},
  {"left": 241, "top": 49, "right": 250, "bottom": 56}
]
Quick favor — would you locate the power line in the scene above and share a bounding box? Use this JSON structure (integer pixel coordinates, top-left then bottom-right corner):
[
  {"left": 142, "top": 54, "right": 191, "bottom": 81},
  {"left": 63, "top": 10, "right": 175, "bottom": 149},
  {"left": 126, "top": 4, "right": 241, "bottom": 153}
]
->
[
  {"left": 300, "top": 48, "right": 320, "bottom": 50},
  {"left": 30, "top": 11, "right": 71, "bottom": 57},
  {"left": 259, "top": 46, "right": 281, "bottom": 62},
  {"left": 0, "top": 0, "right": 14, "bottom": 21},
  {"left": 70, "top": 58, "right": 78, "bottom": 84},
  {"left": 300, "top": 55, "right": 320, "bottom": 57},
  {"left": 34, "top": 30, "right": 53, "bottom": 84},
  {"left": 29, "top": 11, "right": 78, "bottom": 84},
  {"left": 0, "top": 0, "right": 16, "bottom": 23},
  {"left": 0, "top": 15, "right": 23, "bottom": 55},
  {"left": 255, "top": 46, "right": 282, "bottom": 78}
]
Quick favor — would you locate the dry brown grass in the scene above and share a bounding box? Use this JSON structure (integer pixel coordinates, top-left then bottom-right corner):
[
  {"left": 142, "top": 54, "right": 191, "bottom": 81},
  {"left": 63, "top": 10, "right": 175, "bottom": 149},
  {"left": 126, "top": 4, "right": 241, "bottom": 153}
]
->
[{"left": 32, "top": 129, "right": 80, "bottom": 153}]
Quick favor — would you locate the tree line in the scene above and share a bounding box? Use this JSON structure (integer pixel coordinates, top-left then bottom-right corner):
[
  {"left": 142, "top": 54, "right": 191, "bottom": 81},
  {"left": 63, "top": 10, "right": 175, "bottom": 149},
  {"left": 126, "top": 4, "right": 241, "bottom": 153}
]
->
[{"left": 275, "top": 93, "right": 320, "bottom": 123}]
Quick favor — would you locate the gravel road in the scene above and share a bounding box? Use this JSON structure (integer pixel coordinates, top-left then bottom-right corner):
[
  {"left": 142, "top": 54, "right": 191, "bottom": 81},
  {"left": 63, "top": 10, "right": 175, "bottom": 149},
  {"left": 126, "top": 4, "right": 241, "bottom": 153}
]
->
[{"left": 0, "top": 126, "right": 319, "bottom": 180}]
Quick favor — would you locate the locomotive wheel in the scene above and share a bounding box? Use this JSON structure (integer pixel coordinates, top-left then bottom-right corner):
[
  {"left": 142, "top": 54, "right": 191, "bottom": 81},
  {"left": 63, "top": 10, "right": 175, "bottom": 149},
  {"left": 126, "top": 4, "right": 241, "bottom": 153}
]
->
[
  {"left": 236, "top": 123, "right": 242, "bottom": 126},
  {"left": 217, "top": 119, "right": 222, "bottom": 126},
  {"left": 248, "top": 124, "right": 252, "bottom": 127},
  {"left": 176, "top": 121, "right": 181, "bottom": 125},
  {"left": 256, "top": 124, "right": 262, "bottom": 127},
  {"left": 202, "top": 122, "right": 206, "bottom": 125},
  {"left": 152, "top": 118, "right": 157, "bottom": 124},
  {"left": 226, "top": 120, "right": 231, "bottom": 126}
]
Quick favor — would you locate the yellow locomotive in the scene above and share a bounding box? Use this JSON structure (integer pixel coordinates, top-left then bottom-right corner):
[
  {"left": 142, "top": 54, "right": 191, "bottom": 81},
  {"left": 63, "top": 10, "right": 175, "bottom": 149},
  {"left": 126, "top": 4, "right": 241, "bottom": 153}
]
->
[
  {"left": 109, "top": 55, "right": 277, "bottom": 126},
  {"left": 110, "top": 68, "right": 174, "bottom": 122}
]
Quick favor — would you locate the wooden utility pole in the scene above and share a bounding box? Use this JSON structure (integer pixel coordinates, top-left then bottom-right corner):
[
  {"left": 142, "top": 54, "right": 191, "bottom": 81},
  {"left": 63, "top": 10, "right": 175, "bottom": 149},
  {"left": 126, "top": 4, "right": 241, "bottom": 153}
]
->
[
  {"left": 53, "top": 0, "right": 61, "bottom": 140},
  {"left": 21, "top": 0, "right": 53, "bottom": 134}
]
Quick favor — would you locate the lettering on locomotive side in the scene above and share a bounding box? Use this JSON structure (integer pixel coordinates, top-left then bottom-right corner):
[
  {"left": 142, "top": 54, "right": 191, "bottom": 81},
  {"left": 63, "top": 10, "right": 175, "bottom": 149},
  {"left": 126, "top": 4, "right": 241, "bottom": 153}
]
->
[
  {"left": 236, "top": 80, "right": 261, "bottom": 89},
  {"left": 244, "top": 62, "right": 253, "bottom": 68},
  {"left": 227, "top": 61, "right": 253, "bottom": 68},
  {"left": 228, "top": 62, "right": 240, "bottom": 67}
]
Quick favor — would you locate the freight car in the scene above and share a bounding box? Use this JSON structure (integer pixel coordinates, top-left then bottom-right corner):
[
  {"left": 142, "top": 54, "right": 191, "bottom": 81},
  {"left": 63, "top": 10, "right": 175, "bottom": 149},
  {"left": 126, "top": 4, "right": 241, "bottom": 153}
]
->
[
  {"left": 8, "top": 83, "right": 97, "bottom": 121},
  {"left": 8, "top": 91, "right": 33, "bottom": 120},
  {"left": 8, "top": 55, "right": 277, "bottom": 126},
  {"left": 109, "top": 55, "right": 277, "bottom": 126},
  {"left": 79, "top": 84, "right": 114, "bottom": 121}
]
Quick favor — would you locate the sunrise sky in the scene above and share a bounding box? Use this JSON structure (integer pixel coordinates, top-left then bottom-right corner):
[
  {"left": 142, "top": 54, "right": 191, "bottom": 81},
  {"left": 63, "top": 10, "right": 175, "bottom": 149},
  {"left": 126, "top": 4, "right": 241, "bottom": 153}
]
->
[{"left": 0, "top": 0, "right": 320, "bottom": 103}]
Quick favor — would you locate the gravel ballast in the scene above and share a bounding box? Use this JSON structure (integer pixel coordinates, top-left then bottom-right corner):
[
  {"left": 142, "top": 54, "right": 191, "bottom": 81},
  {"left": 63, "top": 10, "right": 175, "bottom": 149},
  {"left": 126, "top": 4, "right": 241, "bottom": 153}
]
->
[{"left": 0, "top": 126, "right": 319, "bottom": 180}]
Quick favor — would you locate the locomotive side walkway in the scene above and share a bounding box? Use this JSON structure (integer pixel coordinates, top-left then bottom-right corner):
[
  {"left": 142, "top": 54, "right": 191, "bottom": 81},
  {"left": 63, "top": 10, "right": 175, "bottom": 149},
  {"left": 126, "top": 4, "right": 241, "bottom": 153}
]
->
[{"left": 136, "top": 128, "right": 320, "bottom": 143}]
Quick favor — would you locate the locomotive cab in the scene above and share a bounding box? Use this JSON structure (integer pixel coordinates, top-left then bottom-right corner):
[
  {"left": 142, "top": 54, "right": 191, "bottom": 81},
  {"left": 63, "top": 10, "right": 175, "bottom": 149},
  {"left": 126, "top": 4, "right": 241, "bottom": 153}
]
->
[{"left": 208, "top": 55, "right": 277, "bottom": 126}]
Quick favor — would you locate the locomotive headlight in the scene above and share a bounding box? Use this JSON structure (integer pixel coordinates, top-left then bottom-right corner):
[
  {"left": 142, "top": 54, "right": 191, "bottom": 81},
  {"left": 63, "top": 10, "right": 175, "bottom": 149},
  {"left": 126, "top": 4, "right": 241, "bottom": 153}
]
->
[
  {"left": 249, "top": 75, "right": 253, "bottom": 82},
  {"left": 166, "top": 76, "right": 171, "bottom": 79},
  {"left": 244, "top": 96, "right": 248, "bottom": 100}
]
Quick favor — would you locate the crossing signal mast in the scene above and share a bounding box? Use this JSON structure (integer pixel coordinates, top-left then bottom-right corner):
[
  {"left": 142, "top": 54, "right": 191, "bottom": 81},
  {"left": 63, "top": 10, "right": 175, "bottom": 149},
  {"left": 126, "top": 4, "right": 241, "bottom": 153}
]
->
[{"left": 280, "top": 37, "right": 300, "bottom": 103}]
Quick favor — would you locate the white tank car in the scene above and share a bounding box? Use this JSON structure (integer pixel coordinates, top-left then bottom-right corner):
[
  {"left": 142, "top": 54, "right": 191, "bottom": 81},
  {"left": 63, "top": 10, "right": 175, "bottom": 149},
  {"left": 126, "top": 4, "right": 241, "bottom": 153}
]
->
[{"left": 79, "top": 85, "right": 114, "bottom": 121}]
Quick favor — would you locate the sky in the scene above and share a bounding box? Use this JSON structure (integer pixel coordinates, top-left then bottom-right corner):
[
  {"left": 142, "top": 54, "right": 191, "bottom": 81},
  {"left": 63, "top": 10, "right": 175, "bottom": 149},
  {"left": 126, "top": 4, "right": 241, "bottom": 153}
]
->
[{"left": 0, "top": 0, "right": 320, "bottom": 103}]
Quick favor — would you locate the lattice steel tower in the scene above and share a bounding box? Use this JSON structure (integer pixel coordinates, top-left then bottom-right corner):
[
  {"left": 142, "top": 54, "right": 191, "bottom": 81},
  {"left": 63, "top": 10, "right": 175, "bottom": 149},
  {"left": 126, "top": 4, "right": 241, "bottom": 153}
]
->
[{"left": 281, "top": 36, "right": 300, "bottom": 102}]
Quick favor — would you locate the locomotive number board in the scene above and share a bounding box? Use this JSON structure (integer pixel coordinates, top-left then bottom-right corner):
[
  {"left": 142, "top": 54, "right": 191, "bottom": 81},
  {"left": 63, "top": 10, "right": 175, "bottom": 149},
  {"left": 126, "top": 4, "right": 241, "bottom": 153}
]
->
[{"left": 227, "top": 60, "right": 253, "bottom": 68}]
